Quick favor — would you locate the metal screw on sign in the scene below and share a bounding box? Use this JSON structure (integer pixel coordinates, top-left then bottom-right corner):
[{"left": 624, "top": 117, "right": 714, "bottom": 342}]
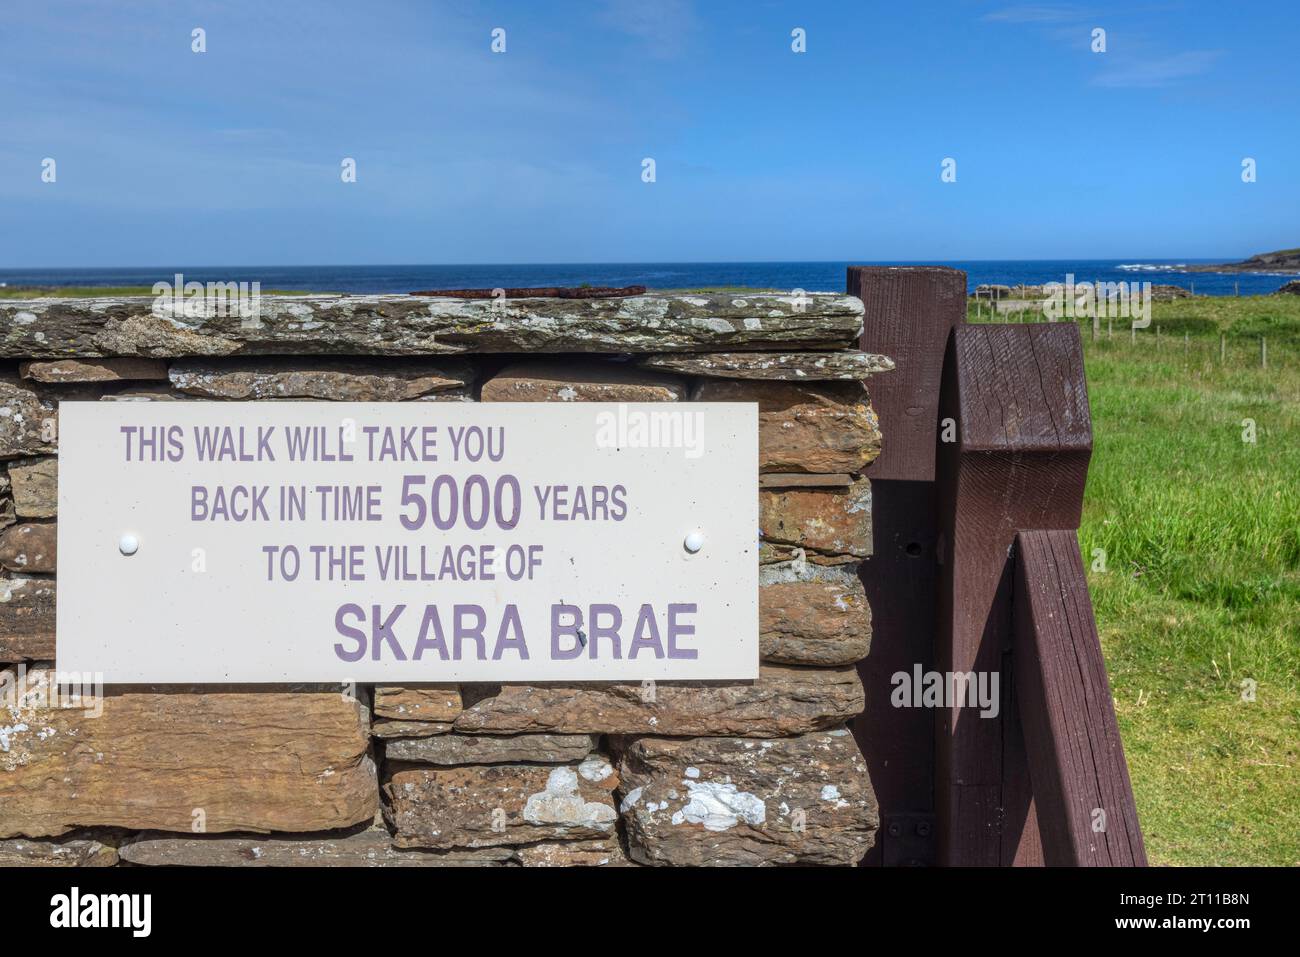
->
[
  {"left": 683, "top": 530, "right": 705, "bottom": 554},
  {"left": 119, "top": 533, "right": 140, "bottom": 556}
]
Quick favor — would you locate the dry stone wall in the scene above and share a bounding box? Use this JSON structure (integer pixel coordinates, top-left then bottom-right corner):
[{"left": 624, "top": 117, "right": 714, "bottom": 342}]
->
[{"left": 0, "top": 292, "right": 890, "bottom": 867}]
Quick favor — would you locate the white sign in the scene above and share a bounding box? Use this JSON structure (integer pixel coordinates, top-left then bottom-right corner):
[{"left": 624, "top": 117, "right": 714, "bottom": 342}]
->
[{"left": 56, "top": 402, "right": 758, "bottom": 683}]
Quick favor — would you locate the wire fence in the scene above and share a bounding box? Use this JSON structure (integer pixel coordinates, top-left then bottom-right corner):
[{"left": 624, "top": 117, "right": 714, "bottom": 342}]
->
[
  {"left": 966, "top": 300, "right": 1295, "bottom": 372},
  {"left": 1085, "top": 327, "right": 1292, "bottom": 374}
]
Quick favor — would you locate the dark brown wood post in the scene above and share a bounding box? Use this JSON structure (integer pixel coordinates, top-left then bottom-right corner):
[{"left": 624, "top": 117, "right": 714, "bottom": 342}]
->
[
  {"left": 848, "top": 266, "right": 965, "bottom": 865},
  {"left": 935, "top": 323, "right": 1092, "bottom": 865},
  {"left": 1013, "top": 529, "right": 1147, "bottom": 865}
]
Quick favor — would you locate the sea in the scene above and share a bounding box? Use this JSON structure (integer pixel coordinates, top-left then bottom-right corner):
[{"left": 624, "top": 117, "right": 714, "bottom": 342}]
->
[{"left": 0, "top": 260, "right": 1294, "bottom": 297}]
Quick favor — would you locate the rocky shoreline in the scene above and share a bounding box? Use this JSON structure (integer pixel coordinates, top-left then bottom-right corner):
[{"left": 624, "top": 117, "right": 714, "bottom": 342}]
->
[{"left": 1185, "top": 248, "right": 1300, "bottom": 274}]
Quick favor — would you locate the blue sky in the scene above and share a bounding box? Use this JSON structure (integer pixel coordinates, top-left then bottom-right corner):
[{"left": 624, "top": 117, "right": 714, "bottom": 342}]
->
[{"left": 1, "top": 0, "right": 1296, "bottom": 266}]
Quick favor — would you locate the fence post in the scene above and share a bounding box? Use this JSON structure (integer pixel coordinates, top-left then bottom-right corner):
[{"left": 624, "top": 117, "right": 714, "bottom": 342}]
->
[
  {"left": 1261, "top": 337, "right": 1267, "bottom": 369},
  {"left": 1221, "top": 334, "right": 1226, "bottom": 363},
  {"left": 848, "top": 266, "right": 964, "bottom": 866}
]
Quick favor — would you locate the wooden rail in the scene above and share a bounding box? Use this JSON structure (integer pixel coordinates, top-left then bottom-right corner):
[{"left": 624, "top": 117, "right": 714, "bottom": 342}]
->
[
  {"left": 1014, "top": 529, "right": 1146, "bottom": 865},
  {"left": 850, "top": 266, "right": 1145, "bottom": 866}
]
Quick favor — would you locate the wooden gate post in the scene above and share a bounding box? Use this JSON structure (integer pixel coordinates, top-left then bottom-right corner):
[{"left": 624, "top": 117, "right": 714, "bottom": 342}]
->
[
  {"left": 851, "top": 268, "right": 1144, "bottom": 866},
  {"left": 848, "top": 266, "right": 965, "bottom": 865}
]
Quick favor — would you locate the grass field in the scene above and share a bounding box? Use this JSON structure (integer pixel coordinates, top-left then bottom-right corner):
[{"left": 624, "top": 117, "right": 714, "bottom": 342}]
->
[{"left": 974, "top": 294, "right": 1300, "bottom": 866}]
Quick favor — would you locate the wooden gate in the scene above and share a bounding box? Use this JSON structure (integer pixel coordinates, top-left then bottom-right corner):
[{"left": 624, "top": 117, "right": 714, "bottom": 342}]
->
[{"left": 849, "top": 266, "right": 1145, "bottom": 866}]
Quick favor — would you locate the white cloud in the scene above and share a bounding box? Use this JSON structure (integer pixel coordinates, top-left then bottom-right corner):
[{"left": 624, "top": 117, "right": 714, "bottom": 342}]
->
[{"left": 1091, "top": 50, "right": 1223, "bottom": 88}]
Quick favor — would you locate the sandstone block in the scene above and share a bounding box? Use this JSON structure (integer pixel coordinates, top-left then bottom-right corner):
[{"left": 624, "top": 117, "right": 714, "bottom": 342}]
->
[
  {"left": 100, "top": 384, "right": 191, "bottom": 401},
  {"left": 0, "top": 833, "right": 118, "bottom": 866},
  {"left": 118, "top": 827, "right": 631, "bottom": 866},
  {"left": 0, "top": 472, "right": 14, "bottom": 527},
  {"left": 386, "top": 733, "right": 599, "bottom": 765},
  {"left": 513, "top": 836, "right": 631, "bottom": 866},
  {"left": 617, "top": 729, "right": 878, "bottom": 866},
  {"left": 0, "top": 522, "right": 56, "bottom": 573},
  {"left": 385, "top": 755, "right": 619, "bottom": 850},
  {"left": 372, "top": 685, "right": 462, "bottom": 723},
  {"left": 760, "top": 563, "right": 870, "bottom": 665},
  {"left": 480, "top": 361, "right": 687, "bottom": 402},
  {"left": 0, "top": 666, "right": 377, "bottom": 838},
  {"left": 169, "top": 358, "right": 473, "bottom": 401},
  {"left": 370, "top": 718, "right": 453, "bottom": 739},
  {"left": 760, "top": 477, "right": 871, "bottom": 564},
  {"left": 695, "top": 378, "right": 864, "bottom": 410},
  {"left": 760, "top": 473, "right": 853, "bottom": 488},
  {"left": 118, "top": 824, "right": 511, "bottom": 867},
  {"left": 8, "top": 457, "right": 57, "bottom": 518},
  {"left": 453, "top": 664, "right": 864, "bottom": 737},
  {"left": 641, "top": 350, "right": 893, "bottom": 380},
  {"left": 20, "top": 358, "right": 169, "bottom": 383},
  {"left": 696, "top": 379, "right": 881, "bottom": 473},
  {"left": 0, "top": 578, "right": 56, "bottom": 661},
  {"left": 0, "top": 379, "right": 56, "bottom": 459}
]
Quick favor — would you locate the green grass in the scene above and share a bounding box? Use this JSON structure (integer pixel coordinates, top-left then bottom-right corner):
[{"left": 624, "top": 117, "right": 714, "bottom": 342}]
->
[{"left": 976, "top": 296, "right": 1300, "bottom": 866}]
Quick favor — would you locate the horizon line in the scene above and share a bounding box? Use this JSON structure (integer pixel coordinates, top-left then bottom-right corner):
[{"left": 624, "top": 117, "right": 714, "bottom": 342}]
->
[{"left": 0, "top": 256, "right": 1248, "bottom": 272}]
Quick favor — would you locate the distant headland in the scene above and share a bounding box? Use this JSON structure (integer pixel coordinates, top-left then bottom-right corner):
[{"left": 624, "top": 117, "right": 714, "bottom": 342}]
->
[{"left": 1187, "top": 248, "right": 1300, "bottom": 274}]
